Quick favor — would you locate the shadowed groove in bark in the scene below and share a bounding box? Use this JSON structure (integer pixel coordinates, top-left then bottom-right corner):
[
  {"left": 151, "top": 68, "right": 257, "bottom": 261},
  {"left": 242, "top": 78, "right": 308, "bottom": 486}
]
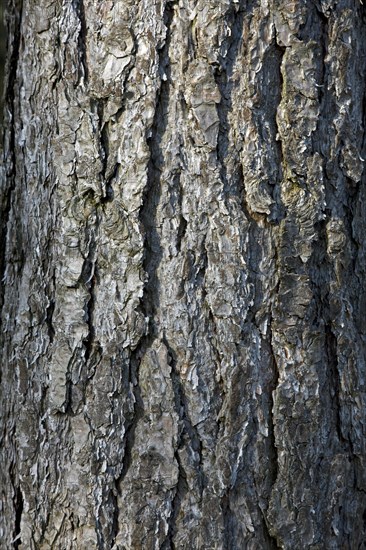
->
[
  {"left": 13, "top": 485, "right": 23, "bottom": 549},
  {"left": 267, "top": 40, "right": 286, "bottom": 223},
  {"left": 214, "top": 6, "right": 285, "bottom": 531},
  {"left": 266, "top": 311, "right": 281, "bottom": 549},
  {"left": 3, "top": 1, "right": 366, "bottom": 547},
  {"left": 308, "top": 215, "right": 345, "bottom": 448},
  {"left": 214, "top": 0, "right": 246, "bottom": 200},
  {"left": 221, "top": 489, "right": 232, "bottom": 549},
  {"left": 98, "top": 99, "right": 114, "bottom": 202},
  {"left": 80, "top": 226, "right": 98, "bottom": 365},
  {"left": 162, "top": 337, "right": 197, "bottom": 549},
  {"left": 174, "top": 169, "right": 187, "bottom": 254},
  {"left": 271, "top": 22, "right": 286, "bottom": 228},
  {"left": 45, "top": 284, "right": 56, "bottom": 345},
  {"left": 72, "top": 0, "right": 88, "bottom": 83},
  {"left": 306, "top": 3, "right": 328, "bottom": 157},
  {"left": 116, "top": 0, "right": 176, "bottom": 497},
  {"left": 0, "top": 0, "right": 23, "bottom": 336},
  {"left": 325, "top": 323, "right": 343, "bottom": 442},
  {"left": 96, "top": 95, "right": 129, "bottom": 204}
]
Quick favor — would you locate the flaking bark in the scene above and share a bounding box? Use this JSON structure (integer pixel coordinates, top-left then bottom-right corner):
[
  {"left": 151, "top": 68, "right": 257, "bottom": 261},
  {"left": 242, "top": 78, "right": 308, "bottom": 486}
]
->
[{"left": 1, "top": 1, "right": 366, "bottom": 548}]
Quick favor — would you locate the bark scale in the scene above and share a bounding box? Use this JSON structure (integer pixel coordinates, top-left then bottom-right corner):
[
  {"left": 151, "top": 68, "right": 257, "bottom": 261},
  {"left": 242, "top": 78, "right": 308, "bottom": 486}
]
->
[{"left": 1, "top": 1, "right": 366, "bottom": 548}]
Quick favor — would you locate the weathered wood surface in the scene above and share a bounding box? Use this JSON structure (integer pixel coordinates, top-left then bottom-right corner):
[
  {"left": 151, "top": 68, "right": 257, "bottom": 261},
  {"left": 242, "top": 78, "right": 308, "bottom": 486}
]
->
[{"left": 1, "top": 1, "right": 366, "bottom": 548}]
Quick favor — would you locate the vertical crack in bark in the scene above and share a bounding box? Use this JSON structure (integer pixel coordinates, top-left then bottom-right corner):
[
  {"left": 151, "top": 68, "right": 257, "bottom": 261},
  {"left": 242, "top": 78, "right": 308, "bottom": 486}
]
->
[
  {"left": 162, "top": 336, "right": 203, "bottom": 547},
  {"left": 96, "top": 98, "right": 122, "bottom": 204},
  {"left": 221, "top": 489, "right": 233, "bottom": 549},
  {"left": 266, "top": 309, "right": 281, "bottom": 549},
  {"left": 13, "top": 485, "right": 23, "bottom": 549},
  {"left": 80, "top": 226, "right": 98, "bottom": 365},
  {"left": 271, "top": 41, "right": 286, "bottom": 223},
  {"left": 0, "top": 0, "right": 23, "bottom": 334},
  {"left": 115, "top": 345, "right": 144, "bottom": 485},
  {"left": 46, "top": 297, "right": 56, "bottom": 344},
  {"left": 308, "top": 7, "right": 352, "bottom": 454},
  {"left": 175, "top": 169, "right": 187, "bottom": 254},
  {"left": 73, "top": 0, "right": 88, "bottom": 83},
  {"left": 325, "top": 323, "right": 343, "bottom": 442},
  {"left": 258, "top": 501, "right": 280, "bottom": 550},
  {"left": 116, "top": 0, "right": 176, "bottom": 503},
  {"left": 214, "top": 1, "right": 245, "bottom": 200},
  {"left": 100, "top": 121, "right": 117, "bottom": 203},
  {"left": 312, "top": 6, "right": 329, "bottom": 158}
]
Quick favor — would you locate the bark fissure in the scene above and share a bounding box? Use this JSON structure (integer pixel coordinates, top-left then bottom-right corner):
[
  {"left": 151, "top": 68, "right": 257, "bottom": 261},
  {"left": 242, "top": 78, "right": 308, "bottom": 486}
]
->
[
  {"left": 325, "top": 323, "right": 343, "bottom": 443},
  {"left": 270, "top": 42, "right": 286, "bottom": 222},
  {"left": 258, "top": 502, "right": 280, "bottom": 550},
  {"left": 273, "top": 40, "right": 285, "bottom": 187},
  {"left": 0, "top": 0, "right": 23, "bottom": 329},
  {"left": 3, "top": 2, "right": 366, "bottom": 548},
  {"left": 266, "top": 313, "right": 281, "bottom": 549},
  {"left": 81, "top": 233, "right": 98, "bottom": 365},
  {"left": 72, "top": 0, "right": 88, "bottom": 84},
  {"left": 215, "top": 2, "right": 246, "bottom": 199},
  {"left": 115, "top": 347, "right": 145, "bottom": 487},
  {"left": 99, "top": 117, "right": 117, "bottom": 203},
  {"left": 175, "top": 170, "right": 187, "bottom": 254},
  {"left": 166, "top": 336, "right": 204, "bottom": 484},
  {"left": 118, "top": 0, "right": 176, "bottom": 492},
  {"left": 13, "top": 485, "right": 23, "bottom": 549},
  {"left": 162, "top": 336, "right": 202, "bottom": 547},
  {"left": 311, "top": 6, "right": 328, "bottom": 155},
  {"left": 268, "top": 318, "right": 280, "bottom": 413},
  {"left": 45, "top": 296, "right": 56, "bottom": 345}
]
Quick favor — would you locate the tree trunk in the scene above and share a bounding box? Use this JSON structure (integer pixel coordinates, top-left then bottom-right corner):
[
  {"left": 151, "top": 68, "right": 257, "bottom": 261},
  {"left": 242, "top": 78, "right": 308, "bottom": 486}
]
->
[{"left": 1, "top": 1, "right": 366, "bottom": 548}]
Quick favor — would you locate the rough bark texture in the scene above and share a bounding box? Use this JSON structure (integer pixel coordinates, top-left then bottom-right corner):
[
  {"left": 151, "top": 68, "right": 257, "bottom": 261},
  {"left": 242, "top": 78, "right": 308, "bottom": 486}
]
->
[{"left": 1, "top": 1, "right": 366, "bottom": 548}]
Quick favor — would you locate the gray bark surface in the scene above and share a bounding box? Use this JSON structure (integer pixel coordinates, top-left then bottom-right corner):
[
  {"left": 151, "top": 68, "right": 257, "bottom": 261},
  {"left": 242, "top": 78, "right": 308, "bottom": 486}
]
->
[{"left": 1, "top": 1, "right": 366, "bottom": 548}]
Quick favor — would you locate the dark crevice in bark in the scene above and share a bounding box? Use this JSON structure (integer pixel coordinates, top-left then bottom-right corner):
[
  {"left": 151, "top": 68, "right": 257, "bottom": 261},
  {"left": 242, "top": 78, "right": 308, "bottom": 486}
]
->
[
  {"left": 166, "top": 336, "right": 204, "bottom": 480},
  {"left": 117, "top": 0, "right": 176, "bottom": 498},
  {"left": 258, "top": 503, "right": 281, "bottom": 550},
  {"left": 166, "top": 451, "right": 188, "bottom": 550},
  {"left": 96, "top": 100, "right": 117, "bottom": 203},
  {"left": 162, "top": 336, "right": 201, "bottom": 549},
  {"left": 325, "top": 323, "right": 343, "bottom": 442},
  {"left": 221, "top": 490, "right": 232, "bottom": 549},
  {"left": 214, "top": 1, "right": 245, "bottom": 201},
  {"left": 267, "top": 312, "right": 279, "bottom": 475},
  {"left": 272, "top": 23, "right": 287, "bottom": 224},
  {"left": 115, "top": 346, "right": 145, "bottom": 488},
  {"left": 308, "top": 217, "right": 350, "bottom": 455},
  {"left": 174, "top": 169, "right": 187, "bottom": 254},
  {"left": 109, "top": 487, "right": 119, "bottom": 550},
  {"left": 362, "top": 69, "right": 366, "bottom": 158},
  {"left": 0, "top": 0, "right": 23, "bottom": 334},
  {"left": 13, "top": 485, "right": 23, "bottom": 549},
  {"left": 264, "top": 243, "right": 282, "bottom": 548},
  {"left": 312, "top": 5, "right": 329, "bottom": 157},
  {"left": 270, "top": 41, "right": 286, "bottom": 223},
  {"left": 46, "top": 298, "right": 55, "bottom": 344},
  {"left": 206, "top": 306, "right": 227, "bottom": 430},
  {"left": 139, "top": 5, "right": 174, "bottom": 327},
  {"left": 64, "top": 372, "right": 73, "bottom": 416},
  {"left": 81, "top": 239, "right": 98, "bottom": 365},
  {"left": 73, "top": 0, "right": 88, "bottom": 83}
]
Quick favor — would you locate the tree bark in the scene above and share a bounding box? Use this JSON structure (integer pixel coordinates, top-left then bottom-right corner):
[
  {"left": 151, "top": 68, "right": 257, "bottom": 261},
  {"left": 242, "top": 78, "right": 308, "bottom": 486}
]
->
[{"left": 1, "top": 0, "right": 366, "bottom": 548}]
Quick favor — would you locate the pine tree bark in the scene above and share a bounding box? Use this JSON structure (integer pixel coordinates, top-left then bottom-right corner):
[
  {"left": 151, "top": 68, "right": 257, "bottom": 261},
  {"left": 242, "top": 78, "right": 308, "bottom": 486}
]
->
[{"left": 1, "top": 1, "right": 366, "bottom": 548}]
